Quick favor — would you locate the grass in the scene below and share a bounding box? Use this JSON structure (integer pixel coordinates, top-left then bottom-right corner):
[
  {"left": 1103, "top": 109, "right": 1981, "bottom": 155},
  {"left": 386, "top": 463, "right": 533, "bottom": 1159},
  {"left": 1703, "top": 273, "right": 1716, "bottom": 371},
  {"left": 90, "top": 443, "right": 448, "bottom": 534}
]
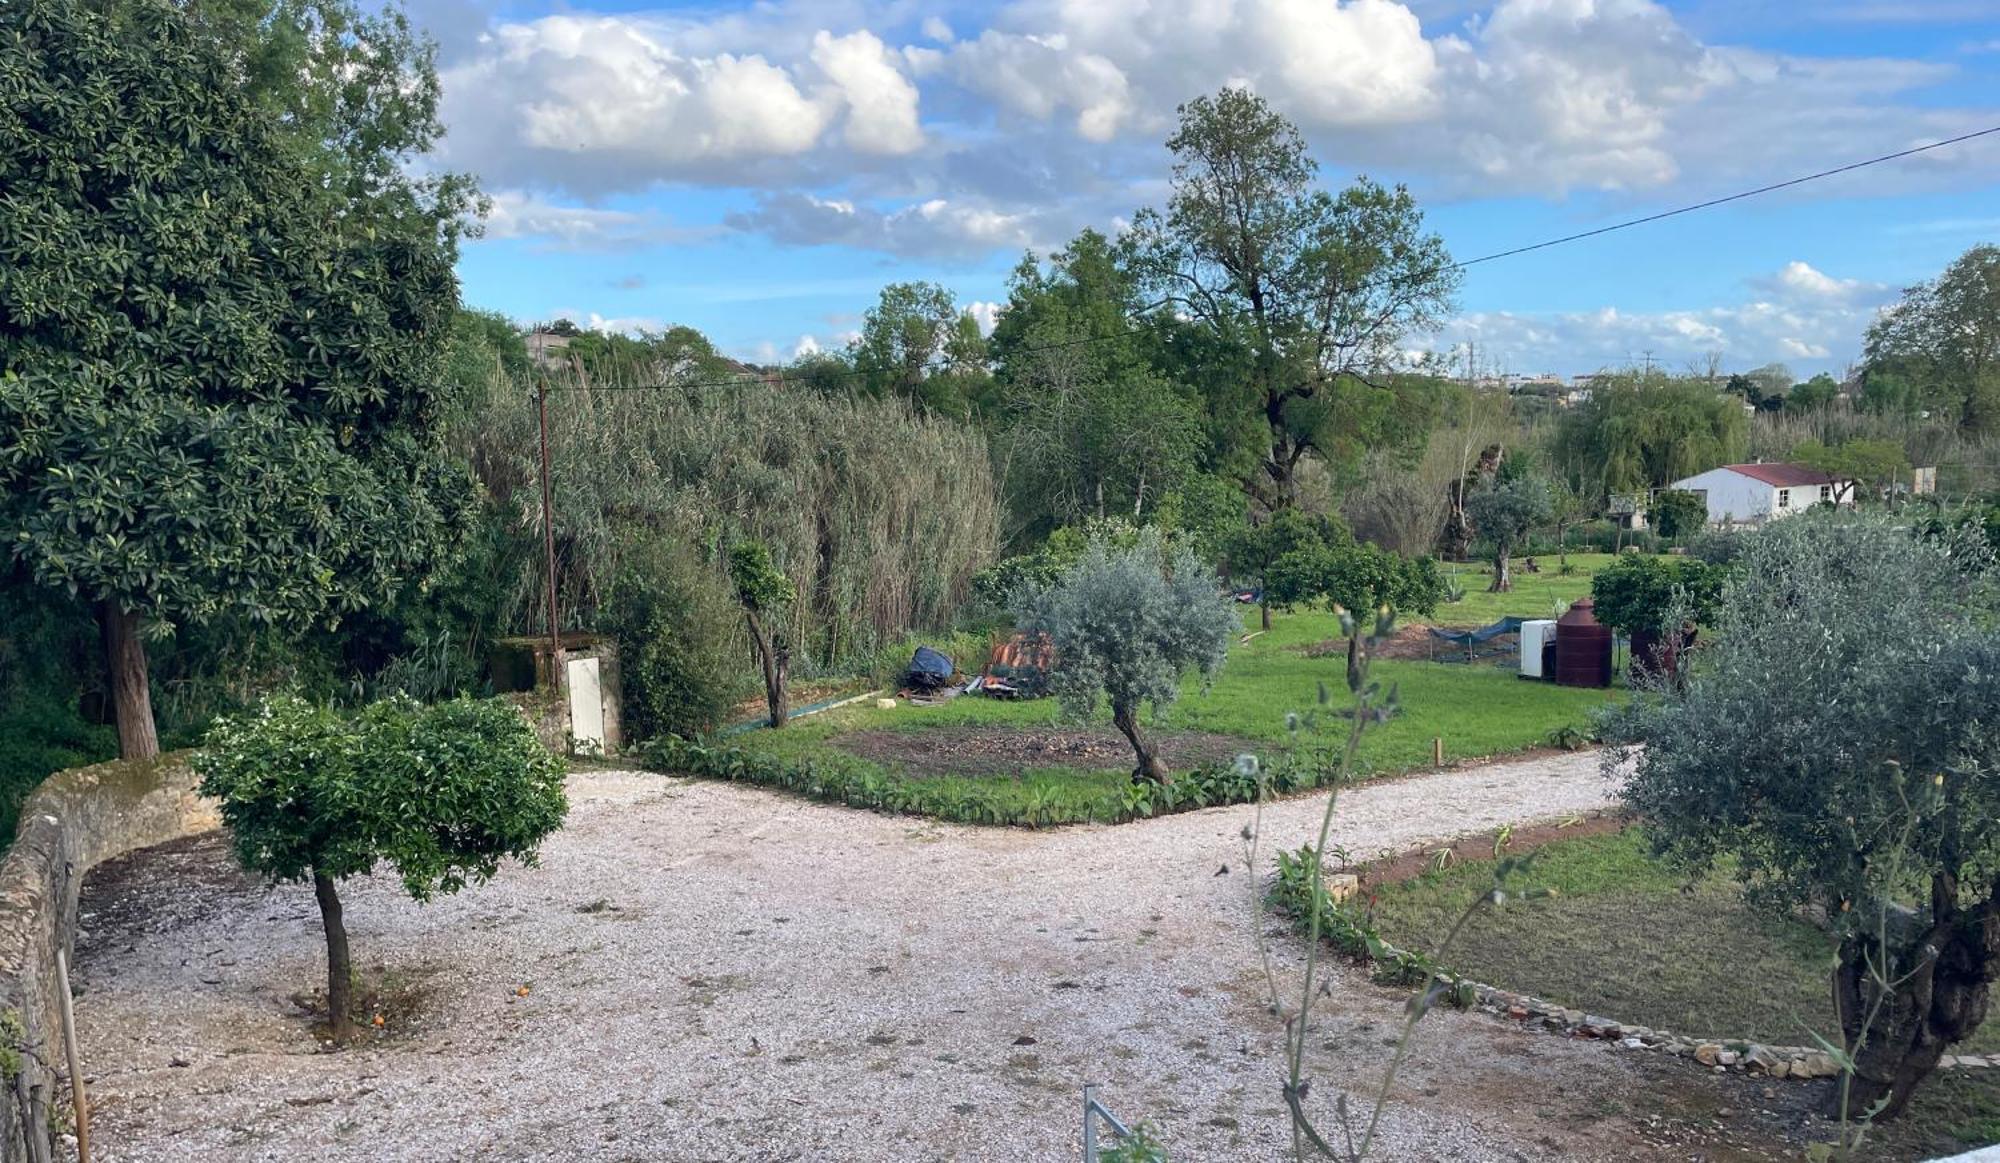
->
[
  {"left": 1364, "top": 829, "right": 2000, "bottom": 1056},
  {"left": 1433, "top": 552, "right": 1611, "bottom": 628},
  {"left": 693, "top": 598, "right": 1622, "bottom": 826}
]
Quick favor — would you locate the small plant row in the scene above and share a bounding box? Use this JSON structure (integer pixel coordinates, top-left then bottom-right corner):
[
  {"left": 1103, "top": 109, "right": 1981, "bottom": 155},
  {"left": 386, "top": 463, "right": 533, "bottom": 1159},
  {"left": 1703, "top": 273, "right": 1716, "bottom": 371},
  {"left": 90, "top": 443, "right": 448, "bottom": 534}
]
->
[
  {"left": 1268, "top": 844, "right": 1473, "bottom": 1002},
  {"left": 636, "top": 737, "right": 1359, "bottom": 828}
]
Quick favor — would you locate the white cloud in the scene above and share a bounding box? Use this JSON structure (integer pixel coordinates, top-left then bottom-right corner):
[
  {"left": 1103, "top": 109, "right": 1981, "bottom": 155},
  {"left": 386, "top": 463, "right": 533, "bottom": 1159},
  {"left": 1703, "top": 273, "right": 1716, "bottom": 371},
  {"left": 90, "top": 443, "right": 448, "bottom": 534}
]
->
[
  {"left": 921, "top": 16, "right": 955, "bottom": 44},
  {"left": 479, "top": 190, "right": 714, "bottom": 249},
  {"left": 792, "top": 334, "right": 823, "bottom": 358},
  {"left": 1434, "top": 259, "right": 1897, "bottom": 376},
  {"left": 964, "top": 300, "right": 1004, "bottom": 334},
  {"left": 810, "top": 30, "right": 925, "bottom": 155},
  {"left": 726, "top": 193, "right": 1045, "bottom": 257}
]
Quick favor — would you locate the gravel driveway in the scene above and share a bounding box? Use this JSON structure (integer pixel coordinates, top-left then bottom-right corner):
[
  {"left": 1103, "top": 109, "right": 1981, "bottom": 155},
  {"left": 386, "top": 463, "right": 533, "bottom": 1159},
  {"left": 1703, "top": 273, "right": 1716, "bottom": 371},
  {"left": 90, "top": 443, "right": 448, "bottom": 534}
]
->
[{"left": 70, "top": 751, "right": 1700, "bottom": 1162}]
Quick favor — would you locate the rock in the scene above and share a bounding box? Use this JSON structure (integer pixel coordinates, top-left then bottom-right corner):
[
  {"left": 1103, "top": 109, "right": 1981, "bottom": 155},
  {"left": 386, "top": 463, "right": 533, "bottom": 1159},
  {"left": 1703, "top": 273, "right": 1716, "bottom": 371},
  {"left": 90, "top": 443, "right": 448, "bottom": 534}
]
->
[
  {"left": 1962, "top": 1057, "right": 1990, "bottom": 1069},
  {"left": 1507, "top": 1005, "right": 1528, "bottom": 1020},
  {"left": 1561, "top": 1009, "right": 1584, "bottom": 1026},
  {"left": 1718, "top": 1051, "right": 1740, "bottom": 1068},
  {"left": 1694, "top": 1044, "right": 1723, "bottom": 1067},
  {"left": 1619, "top": 1037, "right": 1645, "bottom": 1050},
  {"left": 1744, "top": 1046, "right": 1781, "bottom": 1074},
  {"left": 1326, "top": 874, "right": 1360, "bottom": 903},
  {"left": 1795, "top": 1053, "right": 1840, "bottom": 1079},
  {"left": 1770, "top": 1060, "right": 1791, "bottom": 1079}
]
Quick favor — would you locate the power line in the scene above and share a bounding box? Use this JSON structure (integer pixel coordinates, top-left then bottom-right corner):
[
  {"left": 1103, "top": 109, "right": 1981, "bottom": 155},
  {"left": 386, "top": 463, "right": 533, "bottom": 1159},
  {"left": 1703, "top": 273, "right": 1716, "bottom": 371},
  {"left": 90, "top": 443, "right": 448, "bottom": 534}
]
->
[{"left": 550, "top": 122, "right": 2000, "bottom": 396}]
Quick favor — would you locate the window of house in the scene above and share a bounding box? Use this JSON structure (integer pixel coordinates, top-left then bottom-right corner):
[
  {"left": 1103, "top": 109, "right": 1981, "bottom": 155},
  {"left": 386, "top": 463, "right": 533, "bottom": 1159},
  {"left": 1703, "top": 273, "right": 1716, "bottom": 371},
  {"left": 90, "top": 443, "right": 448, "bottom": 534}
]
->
[
  {"left": 1777, "top": 488, "right": 1790, "bottom": 509},
  {"left": 1819, "top": 485, "right": 1831, "bottom": 503}
]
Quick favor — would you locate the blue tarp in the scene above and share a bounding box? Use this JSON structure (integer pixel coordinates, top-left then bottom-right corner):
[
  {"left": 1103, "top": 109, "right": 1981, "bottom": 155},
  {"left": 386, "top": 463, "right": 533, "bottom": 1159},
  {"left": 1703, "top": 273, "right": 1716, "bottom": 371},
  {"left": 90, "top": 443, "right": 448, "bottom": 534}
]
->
[{"left": 1427, "top": 616, "right": 1528, "bottom": 648}]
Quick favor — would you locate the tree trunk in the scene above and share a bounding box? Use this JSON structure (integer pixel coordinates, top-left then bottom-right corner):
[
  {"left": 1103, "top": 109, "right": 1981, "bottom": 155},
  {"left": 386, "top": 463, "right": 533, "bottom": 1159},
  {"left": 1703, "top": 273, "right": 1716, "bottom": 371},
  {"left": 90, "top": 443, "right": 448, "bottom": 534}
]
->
[
  {"left": 313, "top": 870, "right": 354, "bottom": 1039},
  {"left": 1489, "top": 548, "right": 1512, "bottom": 593},
  {"left": 746, "top": 610, "right": 789, "bottom": 728},
  {"left": 1111, "top": 701, "right": 1169, "bottom": 784},
  {"left": 99, "top": 602, "right": 158, "bottom": 761},
  {"left": 1260, "top": 601, "right": 1272, "bottom": 632},
  {"left": 1831, "top": 878, "right": 2000, "bottom": 1122}
]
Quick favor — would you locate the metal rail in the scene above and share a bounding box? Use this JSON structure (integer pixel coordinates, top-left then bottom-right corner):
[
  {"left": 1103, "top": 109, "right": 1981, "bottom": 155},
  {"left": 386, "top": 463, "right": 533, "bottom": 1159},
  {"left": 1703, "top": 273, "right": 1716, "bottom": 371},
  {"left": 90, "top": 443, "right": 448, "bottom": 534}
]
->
[{"left": 1081, "top": 1084, "right": 1135, "bottom": 1162}]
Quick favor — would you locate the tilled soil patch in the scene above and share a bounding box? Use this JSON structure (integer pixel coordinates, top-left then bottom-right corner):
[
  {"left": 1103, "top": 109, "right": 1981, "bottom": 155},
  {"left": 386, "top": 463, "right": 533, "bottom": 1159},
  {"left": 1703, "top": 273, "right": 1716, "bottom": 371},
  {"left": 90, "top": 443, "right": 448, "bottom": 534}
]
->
[{"left": 829, "top": 724, "right": 1259, "bottom": 775}]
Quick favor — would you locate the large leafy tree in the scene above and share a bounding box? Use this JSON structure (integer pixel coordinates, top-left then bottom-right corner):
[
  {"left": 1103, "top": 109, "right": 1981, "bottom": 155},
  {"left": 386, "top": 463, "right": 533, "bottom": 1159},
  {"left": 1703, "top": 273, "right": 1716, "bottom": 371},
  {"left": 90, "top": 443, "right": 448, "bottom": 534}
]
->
[
  {"left": 0, "top": 0, "right": 477, "bottom": 758},
  {"left": 1015, "top": 531, "right": 1236, "bottom": 783},
  {"left": 1611, "top": 513, "right": 2000, "bottom": 1121},
  {"left": 850, "top": 281, "right": 991, "bottom": 418},
  {"left": 1465, "top": 476, "right": 1551, "bottom": 592},
  {"left": 1125, "top": 88, "right": 1459, "bottom": 511},
  {"left": 1864, "top": 244, "right": 2000, "bottom": 434}
]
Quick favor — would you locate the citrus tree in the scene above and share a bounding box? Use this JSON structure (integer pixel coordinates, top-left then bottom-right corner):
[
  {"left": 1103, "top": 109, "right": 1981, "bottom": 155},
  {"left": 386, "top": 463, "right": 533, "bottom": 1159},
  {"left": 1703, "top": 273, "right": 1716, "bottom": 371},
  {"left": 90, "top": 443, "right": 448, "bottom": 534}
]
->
[
  {"left": 0, "top": 0, "right": 477, "bottom": 758},
  {"left": 729, "top": 541, "right": 796, "bottom": 728},
  {"left": 1014, "top": 531, "right": 1236, "bottom": 783},
  {"left": 1609, "top": 512, "right": 2000, "bottom": 1120},
  {"left": 197, "top": 696, "right": 567, "bottom": 1036}
]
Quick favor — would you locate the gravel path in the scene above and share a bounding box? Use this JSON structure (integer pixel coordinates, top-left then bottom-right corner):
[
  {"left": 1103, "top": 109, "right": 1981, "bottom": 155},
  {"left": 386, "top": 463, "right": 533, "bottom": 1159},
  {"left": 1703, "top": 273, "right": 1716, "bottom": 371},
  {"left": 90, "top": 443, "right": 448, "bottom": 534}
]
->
[{"left": 70, "top": 751, "right": 1684, "bottom": 1162}]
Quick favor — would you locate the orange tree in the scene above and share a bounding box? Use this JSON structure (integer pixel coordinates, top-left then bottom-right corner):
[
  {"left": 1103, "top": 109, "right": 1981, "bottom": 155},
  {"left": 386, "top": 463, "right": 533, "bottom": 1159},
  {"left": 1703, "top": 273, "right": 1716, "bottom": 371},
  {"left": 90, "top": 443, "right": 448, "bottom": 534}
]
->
[{"left": 0, "top": 0, "right": 477, "bottom": 758}]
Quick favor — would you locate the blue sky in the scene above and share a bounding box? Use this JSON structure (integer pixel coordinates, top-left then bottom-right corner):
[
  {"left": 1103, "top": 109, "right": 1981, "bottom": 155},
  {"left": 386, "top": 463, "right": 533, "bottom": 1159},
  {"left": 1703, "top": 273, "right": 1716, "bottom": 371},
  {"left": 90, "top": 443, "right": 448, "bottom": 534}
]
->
[{"left": 424, "top": 0, "right": 2000, "bottom": 378}]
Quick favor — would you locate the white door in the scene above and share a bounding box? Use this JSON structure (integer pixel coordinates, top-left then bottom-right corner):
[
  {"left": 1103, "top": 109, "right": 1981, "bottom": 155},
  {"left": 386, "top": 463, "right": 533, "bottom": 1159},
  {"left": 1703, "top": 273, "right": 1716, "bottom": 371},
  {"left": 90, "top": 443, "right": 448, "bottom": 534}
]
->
[{"left": 567, "top": 656, "right": 604, "bottom": 756}]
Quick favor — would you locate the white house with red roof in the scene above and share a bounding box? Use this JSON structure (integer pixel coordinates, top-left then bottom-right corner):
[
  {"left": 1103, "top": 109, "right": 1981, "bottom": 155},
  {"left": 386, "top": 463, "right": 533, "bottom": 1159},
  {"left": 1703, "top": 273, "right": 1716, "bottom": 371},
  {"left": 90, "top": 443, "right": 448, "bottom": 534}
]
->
[{"left": 1666, "top": 462, "right": 1854, "bottom": 527}]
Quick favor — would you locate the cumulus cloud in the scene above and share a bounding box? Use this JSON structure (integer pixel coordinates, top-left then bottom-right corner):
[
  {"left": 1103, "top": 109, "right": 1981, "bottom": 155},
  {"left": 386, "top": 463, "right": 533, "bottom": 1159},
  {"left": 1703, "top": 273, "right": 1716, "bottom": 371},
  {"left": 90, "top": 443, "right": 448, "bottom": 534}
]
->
[
  {"left": 964, "top": 300, "right": 1004, "bottom": 335},
  {"left": 1436, "top": 259, "right": 1897, "bottom": 376},
  {"left": 480, "top": 190, "right": 716, "bottom": 249}
]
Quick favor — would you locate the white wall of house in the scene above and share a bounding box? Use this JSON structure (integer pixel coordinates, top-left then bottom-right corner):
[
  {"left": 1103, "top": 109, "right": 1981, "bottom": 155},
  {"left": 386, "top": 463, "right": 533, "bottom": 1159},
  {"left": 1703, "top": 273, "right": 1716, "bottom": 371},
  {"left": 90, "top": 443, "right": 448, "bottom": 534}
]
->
[{"left": 1669, "top": 468, "right": 1846, "bottom": 526}]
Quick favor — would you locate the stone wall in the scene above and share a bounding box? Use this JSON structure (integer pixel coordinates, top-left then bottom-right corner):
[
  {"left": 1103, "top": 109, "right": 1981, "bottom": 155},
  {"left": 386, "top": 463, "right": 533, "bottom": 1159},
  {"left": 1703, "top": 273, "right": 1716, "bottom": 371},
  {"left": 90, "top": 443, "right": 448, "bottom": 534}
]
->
[{"left": 0, "top": 754, "right": 218, "bottom": 1162}]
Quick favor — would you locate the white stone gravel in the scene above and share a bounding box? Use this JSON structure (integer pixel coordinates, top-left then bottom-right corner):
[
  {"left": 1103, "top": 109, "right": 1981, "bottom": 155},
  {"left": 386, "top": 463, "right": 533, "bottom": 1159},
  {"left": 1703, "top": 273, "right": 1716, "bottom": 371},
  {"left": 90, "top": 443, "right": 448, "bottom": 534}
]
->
[{"left": 73, "top": 751, "right": 1642, "bottom": 1162}]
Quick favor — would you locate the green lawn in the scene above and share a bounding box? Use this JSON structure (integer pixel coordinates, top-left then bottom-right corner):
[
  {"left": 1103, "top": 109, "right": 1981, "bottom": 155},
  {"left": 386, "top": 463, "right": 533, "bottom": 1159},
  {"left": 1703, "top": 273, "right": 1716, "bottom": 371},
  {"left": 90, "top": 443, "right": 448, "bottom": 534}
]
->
[
  {"left": 1432, "top": 552, "right": 1611, "bottom": 628},
  {"left": 1365, "top": 829, "right": 2000, "bottom": 1056},
  {"left": 697, "top": 600, "right": 1620, "bottom": 826}
]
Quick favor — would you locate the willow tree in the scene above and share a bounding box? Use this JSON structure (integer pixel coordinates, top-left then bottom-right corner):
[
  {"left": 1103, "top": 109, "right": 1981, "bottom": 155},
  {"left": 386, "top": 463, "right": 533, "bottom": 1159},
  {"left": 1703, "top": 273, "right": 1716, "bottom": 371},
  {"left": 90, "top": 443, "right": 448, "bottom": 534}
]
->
[
  {"left": 1553, "top": 373, "right": 1747, "bottom": 494},
  {"left": 0, "top": 0, "right": 476, "bottom": 757},
  {"left": 1125, "top": 88, "right": 1459, "bottom": 510}
]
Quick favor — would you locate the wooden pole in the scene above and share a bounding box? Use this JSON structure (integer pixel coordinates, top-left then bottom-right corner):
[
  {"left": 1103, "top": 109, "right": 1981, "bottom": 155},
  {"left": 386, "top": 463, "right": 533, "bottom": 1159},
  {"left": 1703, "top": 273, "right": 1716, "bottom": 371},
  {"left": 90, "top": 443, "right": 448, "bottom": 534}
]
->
[
  {"left": 1432, "top": 737, "right": 1445, "bottom": 768},
  {"left": 535, "top": 378, "right": 564, "bottom": 693},
  {"left": 54, "top": 950, "right": 88, "bottom": 1163}
]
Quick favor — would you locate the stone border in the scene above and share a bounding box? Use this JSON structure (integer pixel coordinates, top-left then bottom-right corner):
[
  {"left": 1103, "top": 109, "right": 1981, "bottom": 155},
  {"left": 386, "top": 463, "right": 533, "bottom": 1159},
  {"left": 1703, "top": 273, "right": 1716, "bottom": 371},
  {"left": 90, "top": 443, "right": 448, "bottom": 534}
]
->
[
  {"left": 1460, "top": 980, "right": 1998, "bottom": 1080},
  {"left": 0, "top": 753, "right": 219, "bottom": 1162}
]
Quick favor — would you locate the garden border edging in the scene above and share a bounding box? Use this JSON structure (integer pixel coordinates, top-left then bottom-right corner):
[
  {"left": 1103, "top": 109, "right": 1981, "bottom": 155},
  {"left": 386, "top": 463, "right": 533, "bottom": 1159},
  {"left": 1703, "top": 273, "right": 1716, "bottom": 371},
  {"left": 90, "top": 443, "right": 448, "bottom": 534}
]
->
[{"left": 0, "top": 753, "right": 219, "bottom": 1162}]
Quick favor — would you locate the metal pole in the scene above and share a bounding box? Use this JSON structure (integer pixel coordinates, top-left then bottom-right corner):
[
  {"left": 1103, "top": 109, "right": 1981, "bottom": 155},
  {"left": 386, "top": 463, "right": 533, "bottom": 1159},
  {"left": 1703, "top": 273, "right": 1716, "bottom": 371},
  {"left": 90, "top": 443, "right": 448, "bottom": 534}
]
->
[
  {"left": 536, "top": 378, "right": 564, "bottom": 692},
  {"left": 1082, "top": 1084, "right": 1097, "bottom": 1162}
]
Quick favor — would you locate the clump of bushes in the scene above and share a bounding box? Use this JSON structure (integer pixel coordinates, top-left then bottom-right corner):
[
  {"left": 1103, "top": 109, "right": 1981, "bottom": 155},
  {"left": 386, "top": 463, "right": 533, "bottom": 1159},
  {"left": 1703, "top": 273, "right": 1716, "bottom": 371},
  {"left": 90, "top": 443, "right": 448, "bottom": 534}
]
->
[{"left": 603, "top": 536, "right": 746, "bottom": 741}]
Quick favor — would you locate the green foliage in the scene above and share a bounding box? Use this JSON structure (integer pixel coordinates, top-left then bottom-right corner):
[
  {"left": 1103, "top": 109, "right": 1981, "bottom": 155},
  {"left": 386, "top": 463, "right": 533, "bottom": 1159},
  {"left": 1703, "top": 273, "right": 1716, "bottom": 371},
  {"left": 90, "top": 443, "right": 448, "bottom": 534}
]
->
[
  {"left": 1265, "top": 543, "right": 1443, "bottom": 618},
  {"left": 0, "top": 688, "right": 115, "bottom": 843},
  {"left": 0, "top": 0, "right": 476, "bottom": 627},
  {"left": 605, "top": 537, "right": 744, "bottom": 741},
  {"left": 1587, "top": 553, "right": 1728, "bottom": 635},
  {"left": 1554, "top": 374, "right": 1749, "bottom": 493},
  {"left": 728, "top": 541, "right": 795, "bottom": 614},
  {"left": 476, "top": 360, "right": 996, "bottom": 669},
  {"left": 1647, "top": 489, "right": 1708, "bottom": 542},
  {"left": 1269, "top": 844, "right": 1440, "bottom": 987},
  {"left": 1793, "top": 438, "right": 1910, "bottom": 500},
  {"left": 1098, "top": 1123, "right": 1170, "bottom": 1163},
  {"left": 1789, "top": 373, "right": 1841, "bottom": 412},
  {"left": 1863, "top": 245, "right": 2000, "bottom": 434},
  {"left": 1013, "top": 531, "right": 1238, "bottom": 727},
  {"left": 1223, "top": 508, "right": 1351, "bottom": 588},
  {"left": 850, "top": 281, "right": 991, "bottom": 418},
  {"left": 1125, "top": 88, "right": 1459, "bottom": 508},
  {"left": 1466, "top": 477, "right": 1553, "bottom": 557},
  {"left": 196, "top": 694, "right": 567, "bottom": 899}
]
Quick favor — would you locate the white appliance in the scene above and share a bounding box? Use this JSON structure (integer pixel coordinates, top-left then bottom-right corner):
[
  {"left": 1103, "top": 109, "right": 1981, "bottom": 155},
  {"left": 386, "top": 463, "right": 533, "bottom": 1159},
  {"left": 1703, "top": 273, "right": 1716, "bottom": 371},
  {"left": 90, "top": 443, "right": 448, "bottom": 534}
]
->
[{"left": 1518, "top": 619, "right": 1556, "bottom": 679}]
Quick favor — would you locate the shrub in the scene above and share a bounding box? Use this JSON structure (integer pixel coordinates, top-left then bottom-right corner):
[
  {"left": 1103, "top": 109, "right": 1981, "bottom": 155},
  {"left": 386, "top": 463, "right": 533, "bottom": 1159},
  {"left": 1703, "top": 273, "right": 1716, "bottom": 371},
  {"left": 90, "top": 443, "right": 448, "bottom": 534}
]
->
[
  {"left": 604, "top": 537, "right": 743, "bottom": 741},
  {"left": 197, "top": 695, "right": 567, "bottom": 1036},
  {"left": 1648, "top": 489, "right": 1707, "bottom": 542},
  {"left": 1265, "top": 543, "right": 1443, "bottom": 618},
  {"left": 1588, "top": 555, "right": 1728, "bottom": 636}
]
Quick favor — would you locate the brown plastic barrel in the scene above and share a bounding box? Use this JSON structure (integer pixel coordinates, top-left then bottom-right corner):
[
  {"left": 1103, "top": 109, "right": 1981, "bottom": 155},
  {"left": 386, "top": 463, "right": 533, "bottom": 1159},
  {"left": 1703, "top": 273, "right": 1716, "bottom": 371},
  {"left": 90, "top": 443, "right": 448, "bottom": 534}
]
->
[{"left": 1555, "top": 597, "right": 1613, "bottom": 688}]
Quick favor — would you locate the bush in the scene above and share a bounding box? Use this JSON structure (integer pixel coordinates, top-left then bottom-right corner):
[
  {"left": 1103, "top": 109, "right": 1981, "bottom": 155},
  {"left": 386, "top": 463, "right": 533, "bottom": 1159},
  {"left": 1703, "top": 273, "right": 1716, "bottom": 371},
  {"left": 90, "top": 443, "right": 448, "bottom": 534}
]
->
[
  {"left": 0, "top": 691, "right": 115, "bottom": 843},
  {"left": 197, "top": 694, "right": 567, "bottom": 1035},
  {"left": 604, "top": 537, "right": 744, "bottom": 741},
  {"left": 1588, "top": 554, "right": 1728, "bottom": 636},
  {"left": 1648, "top": 489, "right": 1707, "bottom": 543}
]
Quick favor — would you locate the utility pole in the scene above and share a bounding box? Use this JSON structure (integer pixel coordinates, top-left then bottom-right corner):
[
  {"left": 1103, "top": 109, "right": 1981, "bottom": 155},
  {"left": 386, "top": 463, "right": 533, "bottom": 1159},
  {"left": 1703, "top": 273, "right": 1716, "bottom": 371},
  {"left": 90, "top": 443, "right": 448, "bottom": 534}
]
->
[{"left": 535, "top": 374, "right": 564, "bottom": 693}]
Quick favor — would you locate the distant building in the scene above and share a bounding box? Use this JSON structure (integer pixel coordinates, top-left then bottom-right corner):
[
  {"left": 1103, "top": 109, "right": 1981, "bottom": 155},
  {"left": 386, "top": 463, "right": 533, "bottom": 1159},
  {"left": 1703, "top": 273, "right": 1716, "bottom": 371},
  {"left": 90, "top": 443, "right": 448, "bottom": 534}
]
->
[
  {"left": 526, "top": 330, "right": 573, "bottom": 370},
  {"left": 1667, "top": 462, "right": 1854, "bottom": 527}
]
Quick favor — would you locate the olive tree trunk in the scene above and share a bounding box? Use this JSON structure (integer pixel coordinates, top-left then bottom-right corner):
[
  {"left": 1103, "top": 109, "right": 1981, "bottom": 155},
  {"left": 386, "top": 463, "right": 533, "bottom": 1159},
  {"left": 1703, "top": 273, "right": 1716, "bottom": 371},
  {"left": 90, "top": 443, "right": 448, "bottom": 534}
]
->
[
  {"left": 745, "top": 610, "right": 789, "bottom": 728},
  {"left": 1832, "top": 874, "right": 1999, "bottom": 1121},
  {"left": 99, "top": 602, "right": 159, "bottom": 761},
  {"left": 1489, "top": 546, "right": 1513, "bottom": 593},
  {"left": 1111, "top": 701, "right": 1169, "bottom": 784},
  {"left": 313, "top": 870, "right": 354, "bottom": 1038}
]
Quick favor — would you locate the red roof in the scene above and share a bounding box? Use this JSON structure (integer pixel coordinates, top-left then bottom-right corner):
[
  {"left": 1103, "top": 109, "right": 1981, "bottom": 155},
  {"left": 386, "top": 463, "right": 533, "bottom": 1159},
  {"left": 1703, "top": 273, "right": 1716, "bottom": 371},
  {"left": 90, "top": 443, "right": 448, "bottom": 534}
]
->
[{"left": 1723, "top": 462, "right": 1839, "bottom": 488}]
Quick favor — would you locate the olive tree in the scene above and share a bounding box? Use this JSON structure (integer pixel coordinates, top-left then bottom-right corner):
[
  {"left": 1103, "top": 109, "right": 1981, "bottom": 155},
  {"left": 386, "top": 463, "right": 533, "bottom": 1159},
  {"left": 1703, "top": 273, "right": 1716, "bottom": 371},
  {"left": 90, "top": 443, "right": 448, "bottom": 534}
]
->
[
  {"left": 1465, "top": 476, "right": 1552, "bottom": 592},
  {"left": 196, "top": 696, "right": 567, "bottom": 1036},
  {"left": 1609, "top": 512, "right": 2000, "bottom": 1120},
  {"left": 1014, "top": 532, "right": 1237, "bottom": 783},
  {"left": 729, "top": 541, "right": 796, "bottom": 728},
  {"left": 0, "top": 0, "right": 477, "bottom": 759}
]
